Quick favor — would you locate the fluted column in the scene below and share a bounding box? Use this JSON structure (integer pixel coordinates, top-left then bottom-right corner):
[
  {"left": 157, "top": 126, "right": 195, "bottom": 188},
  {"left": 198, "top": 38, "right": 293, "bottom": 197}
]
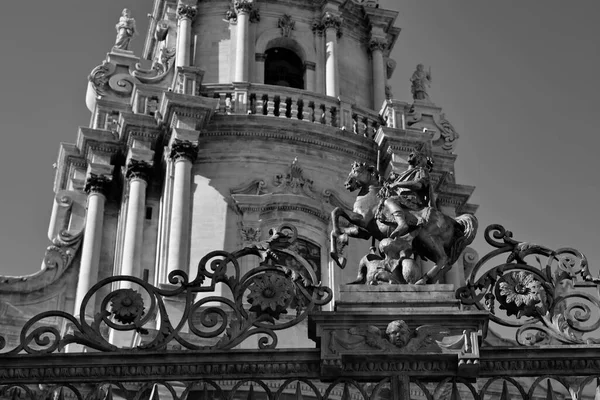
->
[
  {"left": 119, "top": 159, "right": 152, "bottom": 286},
  {"left": 322, "top": 12, "right": 342, "bottom": 97},
  {"left": 176, "top": 5, "right": 197, "bottom": 68},
  {"left": 166, "top": 138, "right": 198, "bottom": 277},
  {"left": 369, "top": 37, "right": 388, "bottom": 111},
  {"left": 234, "top": 0, "right": 259, "bottom": 82},
  {"left": 74, "top": 169, "right": 112, "bottom": 317}
]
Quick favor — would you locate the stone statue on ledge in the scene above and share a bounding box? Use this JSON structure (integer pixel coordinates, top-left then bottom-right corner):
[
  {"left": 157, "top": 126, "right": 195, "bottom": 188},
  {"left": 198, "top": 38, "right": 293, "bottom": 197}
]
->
[
  {"left": 410, "top": 64, "right": 432, "bottom": 101},
  {"left": 114, "top": 8, "right": 137, "bottom": 51},
  {"left": 330, "top": 150, "right": 478, "bottom": 284}
]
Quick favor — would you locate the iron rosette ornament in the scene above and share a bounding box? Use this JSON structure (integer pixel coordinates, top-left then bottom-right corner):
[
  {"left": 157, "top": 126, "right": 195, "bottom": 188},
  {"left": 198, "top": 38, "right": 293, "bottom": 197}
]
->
[
  {"left": 456, "top": 224, "right": 600, "bottom": 346},
  {"left": 0, "top": 224, "right": 331, "bottom": 354}
]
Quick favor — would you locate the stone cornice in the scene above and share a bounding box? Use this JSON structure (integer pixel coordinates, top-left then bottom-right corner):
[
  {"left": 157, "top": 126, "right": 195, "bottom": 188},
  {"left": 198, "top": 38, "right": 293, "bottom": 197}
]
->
[
  {"left": 117, "top": 112, "right": 162, "bottom": 148},
  {"left": 75, "top": 127, "right": 120, "bottom": 163},
  {"left": 199, "top": 121, "right": 376, "bottom": 164},
  {"left": 0, "top": 350, "right": 321, "bottom": 384},
  {"left": 158, "top": 91, "right": 219, "bottom": 131},
  {"left": 3, "top": 345, "right": 600, "bottom": 384}
]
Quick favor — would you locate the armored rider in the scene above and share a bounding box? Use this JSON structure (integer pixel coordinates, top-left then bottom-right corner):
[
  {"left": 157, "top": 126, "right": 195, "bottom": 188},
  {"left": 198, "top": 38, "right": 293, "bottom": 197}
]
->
[{"left": 379, "top": 151, "right": 434, "bottom": 240}]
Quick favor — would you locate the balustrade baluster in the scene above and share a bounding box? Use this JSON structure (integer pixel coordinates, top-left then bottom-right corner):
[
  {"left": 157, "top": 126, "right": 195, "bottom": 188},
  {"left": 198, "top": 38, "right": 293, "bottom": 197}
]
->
[
  {"left": 330, "top": 106, "right": 338, "bottom": 127},
  {"left": 279, "top": 97, "right": 289, "bottom": 118},
  {"left": 267, "top": 95, "right": 276, "bottom": 116},
  {"left": 290, "top": 98, "right": 299, "bottom": 120},
  {"left": 297, "top": 99, "right": 305, "bottom": 121},
  {"left": 308, "top": 101, "right": 316, "bottom": 123},
  {"left": 352, "top": 113, "right": 359, "bottom": 134},
  {"left": 361, "top": 117, "right": 369, "bottom": 137},
  {"left": 261, "top": 94, "right": 269, "bottom": 115},
  {"left": 319, "top": 104, "right": 327, "bottom": 124}
]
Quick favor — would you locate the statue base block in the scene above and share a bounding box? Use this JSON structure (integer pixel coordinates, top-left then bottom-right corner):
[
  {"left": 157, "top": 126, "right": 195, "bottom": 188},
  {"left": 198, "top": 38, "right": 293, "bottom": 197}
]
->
[
  {"left": 309, "top": 284, "right": 489, "bottom": 379},
  {"left": 335, "top": 284, "right": 460, "bottom": 312}
]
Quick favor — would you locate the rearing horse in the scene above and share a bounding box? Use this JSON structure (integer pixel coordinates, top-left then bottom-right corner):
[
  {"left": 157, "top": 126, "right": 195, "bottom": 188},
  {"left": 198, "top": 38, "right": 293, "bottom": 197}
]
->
[{"left": 330, "top": 161, "right": 478, "bottom": 284}]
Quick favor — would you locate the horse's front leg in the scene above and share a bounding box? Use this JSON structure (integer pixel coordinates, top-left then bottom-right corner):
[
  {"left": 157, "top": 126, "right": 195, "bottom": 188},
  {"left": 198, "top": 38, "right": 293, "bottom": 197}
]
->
[{"left": 330, "top": 207, "right": 368, "bottom": 269}]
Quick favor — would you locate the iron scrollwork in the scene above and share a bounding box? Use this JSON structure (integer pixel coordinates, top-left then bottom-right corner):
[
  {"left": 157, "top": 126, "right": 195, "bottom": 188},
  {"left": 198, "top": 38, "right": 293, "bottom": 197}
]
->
[
  {"left": 456, "top": 224, "right": 600, "bottom": 346},
  {"left": 0, "top": 224, "right": 332, "bottom": 354}
]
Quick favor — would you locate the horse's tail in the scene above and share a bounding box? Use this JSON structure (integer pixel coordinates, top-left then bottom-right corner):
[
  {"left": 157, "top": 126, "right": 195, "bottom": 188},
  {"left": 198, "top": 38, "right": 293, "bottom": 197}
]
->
[{"left": 449, "top": 213, "right": 478, "bottom": 265}]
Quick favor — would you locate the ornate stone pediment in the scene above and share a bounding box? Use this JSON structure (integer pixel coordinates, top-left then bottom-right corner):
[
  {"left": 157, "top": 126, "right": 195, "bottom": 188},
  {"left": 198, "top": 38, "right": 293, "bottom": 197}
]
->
[{"left": 230, "top": 158, "right": 350, "bottom": 221}]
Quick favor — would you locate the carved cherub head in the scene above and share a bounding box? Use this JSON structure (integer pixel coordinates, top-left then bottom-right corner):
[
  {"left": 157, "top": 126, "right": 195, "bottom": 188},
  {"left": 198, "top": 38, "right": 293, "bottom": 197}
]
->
[{"left": 386, "top": 320, "right": 412, "bottom": 348}]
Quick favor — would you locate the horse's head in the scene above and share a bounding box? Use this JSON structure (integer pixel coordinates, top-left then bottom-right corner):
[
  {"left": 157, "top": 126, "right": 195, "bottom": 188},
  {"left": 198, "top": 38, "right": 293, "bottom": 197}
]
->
[{"left": 345, "top": 161, "right": 379, "bottom": 192}]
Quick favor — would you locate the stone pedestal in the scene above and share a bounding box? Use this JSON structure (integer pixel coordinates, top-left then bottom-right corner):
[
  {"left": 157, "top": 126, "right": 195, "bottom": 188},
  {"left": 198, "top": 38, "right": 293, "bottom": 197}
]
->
[
  {"left": 336, "top": 284, "right": 461, "bottom": 312},
  {"left": 309, "top": 284, "right": 489, "bottom": 380}
]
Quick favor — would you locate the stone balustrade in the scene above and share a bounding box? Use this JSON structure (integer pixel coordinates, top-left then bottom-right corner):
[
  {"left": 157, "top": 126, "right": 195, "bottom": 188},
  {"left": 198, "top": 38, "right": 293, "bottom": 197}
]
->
[{"left": 201, "top": 84, "right": 381, "bottom": 139}]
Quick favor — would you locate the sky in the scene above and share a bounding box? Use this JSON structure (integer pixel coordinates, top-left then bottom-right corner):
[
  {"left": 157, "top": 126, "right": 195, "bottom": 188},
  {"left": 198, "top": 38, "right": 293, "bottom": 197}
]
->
[{"left": 0, "top": 1, "right": 598, "bottom": 279}]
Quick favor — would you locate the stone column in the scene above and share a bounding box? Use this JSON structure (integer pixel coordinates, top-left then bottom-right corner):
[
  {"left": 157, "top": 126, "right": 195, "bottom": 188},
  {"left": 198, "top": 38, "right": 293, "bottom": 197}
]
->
[
  {"left": 74, "top": 167, "right": 112, "bottom": 317},
  {"left": 369, "top": 37, "right": 388, "bottom": 112},
  {"left": 119, "top": 157, "right": 153, "bottom": 285},
  {"left": 254, "top": 53, "right": 265, "bottom": 83},
  {"left": 166, "top": 136, "right": 198, "bottom": 277},
  {"left": 305, "top": 61, "right": 316, "bottom": 92},
  {"left": 312, "top": 23, "right": 326, "bottom": 94},
  {"left": 176, "top": 5, "right": 197, "bottom": 69},
  {"left": 234, "top": 1, "right": 258, "bottom": 82},
  {"left": 322, "top": 12, "right": 342, "bottom": 97}
]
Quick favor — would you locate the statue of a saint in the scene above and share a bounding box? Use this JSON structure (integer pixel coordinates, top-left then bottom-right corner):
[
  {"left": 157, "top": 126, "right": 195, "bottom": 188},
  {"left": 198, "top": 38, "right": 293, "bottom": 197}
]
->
[
  {"left": 410, "top": 64, "right": 431, "bottom": 101},
  {"left": 114, "top": 8, "right": 137, "bottom": 51},
  {"left": 378, "top": 151, "right": 434, "bottom": 240}
]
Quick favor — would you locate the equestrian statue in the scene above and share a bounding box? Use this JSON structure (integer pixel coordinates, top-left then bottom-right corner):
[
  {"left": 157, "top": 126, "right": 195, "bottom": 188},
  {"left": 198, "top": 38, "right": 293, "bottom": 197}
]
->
[{"left": 330, "top": 150, "right": 477, "bottom": 285}]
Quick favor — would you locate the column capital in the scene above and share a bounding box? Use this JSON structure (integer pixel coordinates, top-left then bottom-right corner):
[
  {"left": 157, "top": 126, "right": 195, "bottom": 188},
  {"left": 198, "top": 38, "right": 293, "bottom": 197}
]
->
[
  {"left": 321, "top": 11, "right": 342, "bottom": 38},
  {"left": 126, "top": 159, "right": 153, "bottom": 182},
  {"left": 177, "top": 5, "right": 197, "bottom": 21},
  {"left": 84, "top": 164, "right": 113, "bottom": 196},
  {"left": 85, "top": 173, "right": 112, "bottom": 196},
  {"left": 368, "top": 37, "right": 388, "bottom": 53},
  {"left": 169, "top": 138, "right": 199, "bottom": 163},
  {"left": 234, "top": 0, "right": 260, "bottom": 22}
]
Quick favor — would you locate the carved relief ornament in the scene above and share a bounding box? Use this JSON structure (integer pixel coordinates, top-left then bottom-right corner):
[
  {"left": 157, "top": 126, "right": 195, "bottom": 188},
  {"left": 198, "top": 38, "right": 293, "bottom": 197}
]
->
[
  {"left": 177, "top": 5, "right": 197, "bottom": 21},
  {"left": 240, "top": 226, "right": 261, "bottom": 243},
  {"left": 273, "top": 158, "right": 315, "bottom": 198},
  {"left": 225, "top": 6, "right": 237, "bottom": 23},
  {"left": 88, "top": 60, "right": 136, "bottom": 97},
  {"left": 278, "top": 14, "right": 295, "bottom": 38}
]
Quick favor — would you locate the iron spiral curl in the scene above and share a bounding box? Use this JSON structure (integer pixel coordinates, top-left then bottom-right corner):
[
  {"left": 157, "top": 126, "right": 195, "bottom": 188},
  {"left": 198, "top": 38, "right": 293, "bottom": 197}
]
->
[
  {"left": 456, "top": 224, "right": 599, "bottom": 345},
  {"left": 0, "top": 224, "right": 332, "bottom": 354}
]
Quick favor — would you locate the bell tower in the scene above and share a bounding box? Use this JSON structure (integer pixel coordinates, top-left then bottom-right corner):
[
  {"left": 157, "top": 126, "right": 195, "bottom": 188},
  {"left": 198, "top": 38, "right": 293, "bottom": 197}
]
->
[{"left": 0, "top": 0, "right": 477, "bottom": 349}]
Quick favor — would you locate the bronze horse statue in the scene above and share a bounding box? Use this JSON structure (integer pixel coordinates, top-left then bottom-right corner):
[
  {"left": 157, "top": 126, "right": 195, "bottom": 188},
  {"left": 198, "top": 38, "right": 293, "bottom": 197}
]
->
[{"left": 330, "top": 159, "right": 477, "bottom": 284}]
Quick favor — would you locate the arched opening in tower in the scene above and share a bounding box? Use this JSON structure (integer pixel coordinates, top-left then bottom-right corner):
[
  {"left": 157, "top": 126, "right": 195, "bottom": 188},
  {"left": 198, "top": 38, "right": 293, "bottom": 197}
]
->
[{"left": 264, "top": 47, "right": 304, "bottom": 89}]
